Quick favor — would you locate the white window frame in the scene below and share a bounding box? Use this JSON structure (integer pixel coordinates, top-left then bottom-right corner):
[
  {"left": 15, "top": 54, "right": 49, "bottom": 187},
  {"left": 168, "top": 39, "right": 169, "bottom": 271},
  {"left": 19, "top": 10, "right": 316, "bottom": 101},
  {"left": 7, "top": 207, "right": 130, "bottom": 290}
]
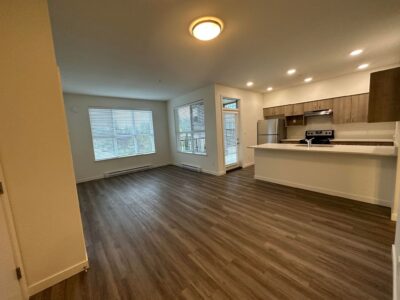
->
[
  {"left": 88, "top": 107, "right": 156, "bottom": 161},
  {"left": 174, "top": 101, "right": 207, "bottom": 155}
]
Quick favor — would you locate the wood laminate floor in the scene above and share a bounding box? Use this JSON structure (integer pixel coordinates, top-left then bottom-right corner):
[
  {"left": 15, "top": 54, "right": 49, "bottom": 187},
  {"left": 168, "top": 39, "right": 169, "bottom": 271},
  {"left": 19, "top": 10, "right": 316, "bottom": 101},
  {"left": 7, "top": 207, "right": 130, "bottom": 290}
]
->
[{"left": 31, "top": 166, "right": 395, "bottom": 299}]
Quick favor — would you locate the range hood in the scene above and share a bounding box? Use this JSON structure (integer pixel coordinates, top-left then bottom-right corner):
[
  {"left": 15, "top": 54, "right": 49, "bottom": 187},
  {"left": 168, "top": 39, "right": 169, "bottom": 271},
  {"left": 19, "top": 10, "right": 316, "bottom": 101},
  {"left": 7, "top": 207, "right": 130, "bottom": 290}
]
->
[{"left": 304, "top": 109, "right": 333, "bottom": 117}]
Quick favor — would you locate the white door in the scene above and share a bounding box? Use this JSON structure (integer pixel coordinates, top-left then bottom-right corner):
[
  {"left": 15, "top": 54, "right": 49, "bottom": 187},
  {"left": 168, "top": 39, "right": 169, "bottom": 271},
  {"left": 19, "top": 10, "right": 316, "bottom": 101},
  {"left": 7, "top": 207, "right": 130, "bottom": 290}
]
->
[
  {"left": 0, "top": 168, "right": 23, "bottom": 300},
  {"left": 223, "top": 111, "right": 239, "bottom": 169}
]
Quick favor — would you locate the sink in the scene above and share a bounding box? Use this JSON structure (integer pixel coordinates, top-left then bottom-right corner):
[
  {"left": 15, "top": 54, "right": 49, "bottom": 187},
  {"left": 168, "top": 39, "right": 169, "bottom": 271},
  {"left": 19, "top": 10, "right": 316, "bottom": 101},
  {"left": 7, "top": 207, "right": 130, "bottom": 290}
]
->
[{"left": 295, "top": 144, "right": 334, "bottom": 147}]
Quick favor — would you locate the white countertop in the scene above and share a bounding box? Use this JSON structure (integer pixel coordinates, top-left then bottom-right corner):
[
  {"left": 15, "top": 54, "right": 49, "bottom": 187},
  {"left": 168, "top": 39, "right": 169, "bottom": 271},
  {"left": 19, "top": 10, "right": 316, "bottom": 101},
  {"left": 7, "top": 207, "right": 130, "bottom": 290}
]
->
[
  {"left": 281, "top": 138, "right": 394, "bottom": 142},
  {"left": 249, "top": 143, "right": 398, "bottom": 157}
]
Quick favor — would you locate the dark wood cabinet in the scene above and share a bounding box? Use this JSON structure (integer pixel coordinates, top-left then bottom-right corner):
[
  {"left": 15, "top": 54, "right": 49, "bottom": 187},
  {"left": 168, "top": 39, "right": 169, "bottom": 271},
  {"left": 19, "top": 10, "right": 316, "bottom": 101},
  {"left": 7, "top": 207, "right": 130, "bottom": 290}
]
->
[
  {"left": 351, "top": 93, "right": 369, "bottom": 123},
  {"left": 263, "top": 106, "right": 285, "bottom": 118},
  {"left": 292, "top": 103, "right": 304, "bottom": 115},
  {"left": 304, "top": 99, "right": 332, "bottom": 112},
  {"left": 332, "top": 93, "right": 369, "bottom": 124},
  {"left": 368, "top": 67, "right": 400, "bottom": 122},
  {"left": 263, "top": 92, "right": 369, "bottom": 124},
  {"left": 332, "top": 96, "right": 352, "bottom": 124}
]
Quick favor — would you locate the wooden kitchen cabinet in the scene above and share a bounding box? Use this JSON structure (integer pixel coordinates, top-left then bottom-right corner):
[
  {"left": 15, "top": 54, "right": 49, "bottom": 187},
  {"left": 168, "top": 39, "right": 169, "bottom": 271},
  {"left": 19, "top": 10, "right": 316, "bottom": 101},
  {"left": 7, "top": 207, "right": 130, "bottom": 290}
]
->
[
  {"left": 316, "top": 99, "right": 333, "bottom": 110},
  {"left": 368, "top": 67, "right": 400, "bottom": 122},
  {"left": 292, "top": 103, "right": 304, "bottom": 115},
  {"left": 303, "top": 101, "right": 318, "bottom": 112},
  {"left": 350, "top": 93, "right": 369, "bottom": 123},
  {"left": 303, "top": 99, "right": 332, "bottom": 111},
  {"left": 264, "top": 106, "right": 285, "bottom": 118},
  {"left": 272, "top": 106, "right": 284, "bottom": 116},
  {"left": 263, "top": 107, "right": 273, "bottom": 118},
  {"left": 283, "top": 105, "right": 293, "bottom": 116},
  {"left": 332, "top": 96, "right": 352, "bottom": 124}
]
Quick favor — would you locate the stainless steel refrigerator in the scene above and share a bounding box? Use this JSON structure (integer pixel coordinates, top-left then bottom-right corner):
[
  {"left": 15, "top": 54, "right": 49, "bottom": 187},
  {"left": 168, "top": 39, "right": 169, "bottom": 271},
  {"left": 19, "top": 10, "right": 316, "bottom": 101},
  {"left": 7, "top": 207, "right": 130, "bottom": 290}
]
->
[{"left": 257, "top": 119, "right": 286, "bottom": 144}]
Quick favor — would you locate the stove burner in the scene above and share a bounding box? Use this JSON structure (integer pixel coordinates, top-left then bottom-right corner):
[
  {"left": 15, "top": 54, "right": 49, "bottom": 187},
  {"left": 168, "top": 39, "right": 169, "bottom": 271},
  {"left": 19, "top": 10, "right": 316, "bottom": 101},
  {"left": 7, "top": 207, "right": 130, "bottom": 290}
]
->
[{"left": 298, "top": 130, "right": 334, "bottom": 145}]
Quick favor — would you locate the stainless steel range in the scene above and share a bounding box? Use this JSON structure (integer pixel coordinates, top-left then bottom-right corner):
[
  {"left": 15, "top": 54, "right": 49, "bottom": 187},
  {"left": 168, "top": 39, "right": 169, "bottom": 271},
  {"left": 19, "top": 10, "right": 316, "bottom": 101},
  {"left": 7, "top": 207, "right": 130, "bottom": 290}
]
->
[{"left": 299, "top": 130, "right": 334, "bottom": 145}]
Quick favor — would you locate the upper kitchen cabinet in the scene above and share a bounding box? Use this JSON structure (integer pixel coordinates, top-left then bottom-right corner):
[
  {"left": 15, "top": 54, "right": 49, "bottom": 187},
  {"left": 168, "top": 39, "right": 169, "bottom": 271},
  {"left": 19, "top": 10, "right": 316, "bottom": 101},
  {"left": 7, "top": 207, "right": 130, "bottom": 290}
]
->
[
  {"left": 263, "top": 106, "right": 284, "bottom": 118},
  {"left": 350, "top": 93, "right": 369, "bottom": 123},
  {"left": 333, "top": 93, "right": 369, "bottom": 124},
  {"left": 292, "top": 103, "right": 304, "bottom": 116},
  {"left": 332, "top": 96, "right": 352, "bottom": 124},
  {"left": 303, "top": 99, "right": 332, "bottom": 112},
  {"left": 283, "top": 105, "right": 293, "bottom": 116},
  {"left": 368, "top": 67, "right": 400, "bottom": 122}
]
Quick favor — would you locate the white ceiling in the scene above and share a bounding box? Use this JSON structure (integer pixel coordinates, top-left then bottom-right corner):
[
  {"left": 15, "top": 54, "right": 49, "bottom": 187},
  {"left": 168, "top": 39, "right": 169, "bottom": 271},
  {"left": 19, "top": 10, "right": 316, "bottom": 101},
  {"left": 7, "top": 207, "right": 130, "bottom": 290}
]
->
[{"left": 48, "top": 0, "right": 400, "bottom": 100}]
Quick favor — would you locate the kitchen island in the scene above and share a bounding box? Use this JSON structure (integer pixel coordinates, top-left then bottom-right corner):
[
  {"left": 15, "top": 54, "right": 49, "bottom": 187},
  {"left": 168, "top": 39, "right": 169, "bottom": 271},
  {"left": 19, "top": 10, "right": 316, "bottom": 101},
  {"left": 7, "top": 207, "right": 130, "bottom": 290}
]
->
[{"left": 250, "top": 144, "right": 397, "bottom": 208}]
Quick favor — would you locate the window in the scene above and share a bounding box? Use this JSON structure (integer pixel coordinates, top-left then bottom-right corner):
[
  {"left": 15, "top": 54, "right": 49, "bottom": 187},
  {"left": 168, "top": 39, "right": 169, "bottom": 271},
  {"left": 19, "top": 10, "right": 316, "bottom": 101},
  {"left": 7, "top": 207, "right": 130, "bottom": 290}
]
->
[
  {"left": 222, "top": 98, "right": 239, "bottom": 109},
  {"left": 88, "top": 108, "right": 156, "bottom": 161},
  {"left": 175, "top": 102, "right": 206, "bottom": 155}
]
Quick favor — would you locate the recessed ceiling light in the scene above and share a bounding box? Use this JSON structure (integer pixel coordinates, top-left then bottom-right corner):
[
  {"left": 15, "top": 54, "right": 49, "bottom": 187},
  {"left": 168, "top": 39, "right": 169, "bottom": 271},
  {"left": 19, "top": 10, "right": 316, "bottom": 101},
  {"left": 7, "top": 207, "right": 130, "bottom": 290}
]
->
[
  {"left": 189, "top": 17, "right": 224, "bottom": 41},
  {"left": 350, "top": 49, "right": 363, "bottom": 56},
  {"left": 287, "top": 69, "right": 296, "bottom": 75},
  {"left": 304, "top": 77, "right": 313, "bottom": 83},
  {"left": 357, "top": 63, "right": 369, "bottom": 70},
  {"left": 246, "top": 81, "right": 254, "bottom": 87},
  {"left": 267, "top": 87, "right": 273, "bottom": 91}
]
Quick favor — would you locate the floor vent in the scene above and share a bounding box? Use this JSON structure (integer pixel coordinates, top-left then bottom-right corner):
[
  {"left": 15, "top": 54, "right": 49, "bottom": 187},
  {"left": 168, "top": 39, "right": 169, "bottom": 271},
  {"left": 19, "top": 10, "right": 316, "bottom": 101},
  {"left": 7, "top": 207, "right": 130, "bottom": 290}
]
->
[
  {"left": 104, "top": 165, "right": 152, "bottom": 178},
  {"left": 181, "top": 163, "right": 202, "bottom": 172}
]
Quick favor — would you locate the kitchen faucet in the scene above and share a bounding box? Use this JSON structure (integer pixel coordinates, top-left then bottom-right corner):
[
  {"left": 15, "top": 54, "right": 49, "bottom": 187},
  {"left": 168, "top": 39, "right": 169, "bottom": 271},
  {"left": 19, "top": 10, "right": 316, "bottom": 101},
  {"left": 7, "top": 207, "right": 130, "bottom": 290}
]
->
[{"left": 305, "top": 137, "right": 314, "bottom": 148}]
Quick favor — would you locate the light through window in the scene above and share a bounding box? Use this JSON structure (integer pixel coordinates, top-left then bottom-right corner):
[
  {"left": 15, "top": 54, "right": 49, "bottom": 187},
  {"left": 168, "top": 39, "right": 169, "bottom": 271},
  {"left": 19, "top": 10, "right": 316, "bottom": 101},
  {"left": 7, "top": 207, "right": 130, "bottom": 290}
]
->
[
  {"left": 175, "top": 102, "right": 206, "bottom": 155},
  {"left": 88, "top": 108, "right": 156, "bottom": 161}
]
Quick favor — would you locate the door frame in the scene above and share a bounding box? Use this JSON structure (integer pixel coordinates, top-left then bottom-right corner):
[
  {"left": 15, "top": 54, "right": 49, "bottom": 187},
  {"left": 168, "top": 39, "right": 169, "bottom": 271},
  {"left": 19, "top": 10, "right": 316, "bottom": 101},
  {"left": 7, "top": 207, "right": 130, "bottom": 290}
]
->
[
  {"left": 0, "top": 163, "right": 28, "bottom": 299},
  {"left": 220, "top": 97, "right": 241, "bottom": 170}
]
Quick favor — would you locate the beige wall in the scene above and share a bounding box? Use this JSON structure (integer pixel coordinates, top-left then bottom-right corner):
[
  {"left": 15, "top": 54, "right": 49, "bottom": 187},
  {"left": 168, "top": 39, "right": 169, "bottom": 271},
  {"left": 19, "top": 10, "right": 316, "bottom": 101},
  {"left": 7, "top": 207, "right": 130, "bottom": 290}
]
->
[
  {"left": 0, "top": 1, "right": 87, "bottom": 295},
  {"left": 64, "top": 93, "right": 171, "bottom": 182},
  {"left": 167, "top": 85, "right": 222, "bottom": 175},
  {"left": 215, "top": 84, "right": 263, "bottom": 170}
]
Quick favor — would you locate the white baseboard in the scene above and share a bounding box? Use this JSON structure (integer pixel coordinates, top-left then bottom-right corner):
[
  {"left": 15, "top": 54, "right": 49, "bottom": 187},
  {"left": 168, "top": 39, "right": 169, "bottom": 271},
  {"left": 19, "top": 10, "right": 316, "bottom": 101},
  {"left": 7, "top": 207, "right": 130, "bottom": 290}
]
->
[
  {"left": 242, "top": 162, "right": 255, "bottom": 168},
  {"left": 392, "top": 213, "right": 398, "bottom": 221},
  {"left": 76, "top": 175, "right": 103, "bottom": 183},
  {"left": 28, "top": 259, "right": 89, "bottom": 296},
  {"left": 172, "top": 163, "right": 225, "bottom": 176},
  {"left": 75, "top": 163, "right": 171, "bottom": 183},
  {"left": 202, "top": 169, "right": 226, "bottom": 176},
  {"left": 254, "top": 175, "right": 391, "bottom": 207}
]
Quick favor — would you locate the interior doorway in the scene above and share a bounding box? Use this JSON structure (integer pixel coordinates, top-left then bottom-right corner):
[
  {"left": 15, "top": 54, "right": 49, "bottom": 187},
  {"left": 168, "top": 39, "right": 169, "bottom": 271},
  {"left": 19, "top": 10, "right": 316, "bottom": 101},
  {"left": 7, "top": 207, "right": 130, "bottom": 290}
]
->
[{"left": 222, "top": 98, "right": 240, "bottom": 170}]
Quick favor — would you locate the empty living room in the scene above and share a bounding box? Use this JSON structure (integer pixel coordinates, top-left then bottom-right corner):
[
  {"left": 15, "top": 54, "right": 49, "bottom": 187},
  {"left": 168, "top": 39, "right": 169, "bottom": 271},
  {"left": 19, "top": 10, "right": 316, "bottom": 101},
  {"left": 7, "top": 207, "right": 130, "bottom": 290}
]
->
[{"left": 1, "top": 1, "right": 400, "bottom": 299}]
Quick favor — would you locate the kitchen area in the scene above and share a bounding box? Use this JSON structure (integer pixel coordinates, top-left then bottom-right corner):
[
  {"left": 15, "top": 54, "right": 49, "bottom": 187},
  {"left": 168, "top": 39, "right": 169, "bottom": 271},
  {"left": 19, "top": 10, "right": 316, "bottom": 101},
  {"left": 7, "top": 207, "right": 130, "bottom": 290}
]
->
[{"left": 252, "top": 66, "right": 400, "bottom": 220}]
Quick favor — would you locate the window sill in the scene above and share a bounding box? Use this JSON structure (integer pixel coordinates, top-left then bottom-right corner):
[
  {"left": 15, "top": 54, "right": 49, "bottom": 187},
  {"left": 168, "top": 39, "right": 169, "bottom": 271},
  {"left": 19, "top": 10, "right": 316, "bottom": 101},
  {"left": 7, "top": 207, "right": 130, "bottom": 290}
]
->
[
  {"left": 176, "top": 151, "right": 207, "bottom": 156},
  {"left": 94, "top": 151, "right": 156, "bottom": 162}
]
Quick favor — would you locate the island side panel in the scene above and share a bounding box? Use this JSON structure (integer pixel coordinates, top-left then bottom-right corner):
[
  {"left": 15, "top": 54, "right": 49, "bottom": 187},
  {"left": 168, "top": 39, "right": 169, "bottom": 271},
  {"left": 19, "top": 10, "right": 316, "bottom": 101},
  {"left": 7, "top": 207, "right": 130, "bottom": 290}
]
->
[{"left": 254, "top": 148, "right": 396, "bottom": 207}]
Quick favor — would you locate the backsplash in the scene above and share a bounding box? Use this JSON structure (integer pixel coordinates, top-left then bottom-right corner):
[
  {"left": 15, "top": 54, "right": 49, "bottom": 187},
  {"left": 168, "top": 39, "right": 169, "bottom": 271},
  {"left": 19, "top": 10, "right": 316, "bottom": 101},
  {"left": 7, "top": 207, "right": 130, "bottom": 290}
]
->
[{"left": 287, "top": 116, "right": 396, "bottom": 140}]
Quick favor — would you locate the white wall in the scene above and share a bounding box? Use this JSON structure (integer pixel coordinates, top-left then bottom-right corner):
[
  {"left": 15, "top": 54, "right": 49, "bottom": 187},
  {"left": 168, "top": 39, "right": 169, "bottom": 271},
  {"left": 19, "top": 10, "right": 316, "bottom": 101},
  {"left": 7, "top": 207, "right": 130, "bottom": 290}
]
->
[
  {"left": 167, "top": 85, "right": 222, "bottom": 175},
  {"left": 64, "top": 93, "right": 171, "bottom": 182},
  {"left": 263, "top": 64, "right": 399, "bottom": 107},
  {"left": 0, "top": 1, "right": 87, "bottom": 295},
  {"left": 215, "top": 84, "right": 263, "bottom": 170},
  {"left": 263, "top": 66, "right": 398, "bottom": 141},
  {"left": 286, "top": 116, "right": 395, "bottom": 140}
]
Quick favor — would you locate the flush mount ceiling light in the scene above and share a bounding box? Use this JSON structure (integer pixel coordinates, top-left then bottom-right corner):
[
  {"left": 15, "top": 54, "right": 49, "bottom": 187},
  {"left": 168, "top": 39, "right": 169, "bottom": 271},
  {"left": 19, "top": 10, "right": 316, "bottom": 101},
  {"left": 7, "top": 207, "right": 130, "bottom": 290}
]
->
[
  {"left": 189, "top": 17, "right": 224, "bottom": 41},
  {"left": 358, "top": 63, "right": 369, "bottom": 70},
  {"left": 267, "top": 87, "right": 273, "bottom": 92},
  {"left": 246, "top": 81, "right": 254, "bottom": 87},
  {"left": 304, "top": 77, "right": 313, "bottom": 83},
  {"left": 350, "top": 49, "right": 363, "bottom": 56},
  {"left": 287, "top": 69, "right": 296, "bottom": 75}
]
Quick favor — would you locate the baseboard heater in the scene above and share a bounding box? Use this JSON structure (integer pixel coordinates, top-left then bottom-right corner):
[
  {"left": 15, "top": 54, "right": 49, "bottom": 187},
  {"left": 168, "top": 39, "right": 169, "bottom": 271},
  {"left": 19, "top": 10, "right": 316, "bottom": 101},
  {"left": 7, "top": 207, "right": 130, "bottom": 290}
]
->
[
  {"left": 104, "top": 164, "right": 152, "bottom": 178},
  {"left": 180, "top": 163, "right": 202, "bottom": 172}
]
